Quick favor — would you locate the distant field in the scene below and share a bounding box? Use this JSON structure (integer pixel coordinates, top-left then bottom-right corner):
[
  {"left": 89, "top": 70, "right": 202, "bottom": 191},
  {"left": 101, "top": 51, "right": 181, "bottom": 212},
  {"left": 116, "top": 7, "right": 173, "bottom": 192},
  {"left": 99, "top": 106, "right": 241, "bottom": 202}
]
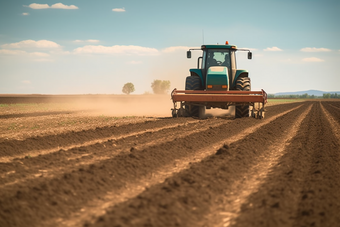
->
[
  {"left": 266, "top": 98, "right": 306, "bottom": 106},
  {"left": 268, "top": 98, "right": 305, "bottom": 102},
  {"left": 268, "top": 98, "right": 338, "bottom": 103}
]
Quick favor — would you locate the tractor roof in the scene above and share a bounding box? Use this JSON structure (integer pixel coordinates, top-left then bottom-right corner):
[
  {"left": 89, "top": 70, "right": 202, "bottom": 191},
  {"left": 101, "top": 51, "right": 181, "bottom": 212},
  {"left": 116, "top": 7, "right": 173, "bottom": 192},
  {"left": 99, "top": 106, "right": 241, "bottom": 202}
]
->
[{"left": 201, "top": 44, "right": 237, "bottom": 50}]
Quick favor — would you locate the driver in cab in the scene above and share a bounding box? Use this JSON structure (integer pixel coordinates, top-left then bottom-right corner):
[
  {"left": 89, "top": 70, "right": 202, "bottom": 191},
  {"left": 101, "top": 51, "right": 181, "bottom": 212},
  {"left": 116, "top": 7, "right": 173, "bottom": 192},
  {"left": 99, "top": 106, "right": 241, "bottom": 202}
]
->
[{"left": 207, "top": 53, "right": 218, "bottom": 68}]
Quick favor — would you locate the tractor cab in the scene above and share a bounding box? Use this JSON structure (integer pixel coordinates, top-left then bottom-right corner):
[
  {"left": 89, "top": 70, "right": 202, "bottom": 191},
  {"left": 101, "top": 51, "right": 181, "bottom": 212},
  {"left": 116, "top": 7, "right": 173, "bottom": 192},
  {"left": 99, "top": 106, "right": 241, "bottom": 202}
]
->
[{"left": 202, "top": 47, "right": 236, "bottom": 89}]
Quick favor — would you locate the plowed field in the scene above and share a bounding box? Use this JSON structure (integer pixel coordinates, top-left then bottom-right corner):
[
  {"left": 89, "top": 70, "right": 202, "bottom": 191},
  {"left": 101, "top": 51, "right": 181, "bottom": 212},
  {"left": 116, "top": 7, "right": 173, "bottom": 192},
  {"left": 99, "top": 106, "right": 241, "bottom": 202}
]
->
[{"left": 0, "top": 96, "right": 339, "bottom": 227}]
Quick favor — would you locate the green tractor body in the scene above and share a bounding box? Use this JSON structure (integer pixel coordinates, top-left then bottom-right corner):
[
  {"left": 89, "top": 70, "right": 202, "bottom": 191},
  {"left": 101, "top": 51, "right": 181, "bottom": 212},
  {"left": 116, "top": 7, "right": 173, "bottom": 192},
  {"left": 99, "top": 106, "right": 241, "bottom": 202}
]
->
[
  {"left": 171, "top": 42, "right": 267, "bottom": 119},
  {"left": 188, "top": 44, "right": 249, "bottom": 91}
]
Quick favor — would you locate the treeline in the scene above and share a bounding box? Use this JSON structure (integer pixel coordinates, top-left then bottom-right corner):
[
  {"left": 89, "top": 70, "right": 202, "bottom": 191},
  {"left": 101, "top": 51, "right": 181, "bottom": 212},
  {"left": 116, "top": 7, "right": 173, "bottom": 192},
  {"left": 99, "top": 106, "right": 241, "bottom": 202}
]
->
[{"left": 268, "top": 93, "right": 340, "bottom": 99}]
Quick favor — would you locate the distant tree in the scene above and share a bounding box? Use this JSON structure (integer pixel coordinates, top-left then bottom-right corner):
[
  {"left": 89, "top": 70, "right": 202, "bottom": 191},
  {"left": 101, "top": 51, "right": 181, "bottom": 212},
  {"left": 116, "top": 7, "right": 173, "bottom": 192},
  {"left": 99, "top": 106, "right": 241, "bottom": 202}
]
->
[
  {"left": 122, "top": 82, "right": 135, "bottom": 95},
  {"left": 331, "top": 93, "right": 339, "bottom": 99},
  {"left": 323, "top": 93, "right": 331, "bottom": 99},
  {"left": 301, "top": 93, "right": 308, "bottom": 98},
  {"left": 151, "top": 80, "right": 171, "bottom": 94}
]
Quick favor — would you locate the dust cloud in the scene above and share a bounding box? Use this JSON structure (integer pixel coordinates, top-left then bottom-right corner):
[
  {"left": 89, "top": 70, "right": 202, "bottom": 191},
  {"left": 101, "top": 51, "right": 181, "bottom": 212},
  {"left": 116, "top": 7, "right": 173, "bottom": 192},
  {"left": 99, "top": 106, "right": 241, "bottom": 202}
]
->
[
  {"left": 0, "top": 94, "right": 236, "bottom": 118},
  {"left": 64, "top": 95, "right": 173, "bottom": 117},
  {"left": 75, "top": 95, "right": 237, "bottom": 118},
  {"left": 204, "top": 106, "right": 235, "bottom": 118},
  {"left": 75, "top": 96, "right": 236, "bottom": 119}
]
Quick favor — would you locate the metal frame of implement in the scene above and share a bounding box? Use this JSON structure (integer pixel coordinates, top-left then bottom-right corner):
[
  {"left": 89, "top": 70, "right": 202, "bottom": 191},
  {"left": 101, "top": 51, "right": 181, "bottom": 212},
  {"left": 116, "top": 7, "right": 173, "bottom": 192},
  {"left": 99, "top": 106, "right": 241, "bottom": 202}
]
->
[{"left": 171, "top": 89, "right": 268, "bottom": 118}]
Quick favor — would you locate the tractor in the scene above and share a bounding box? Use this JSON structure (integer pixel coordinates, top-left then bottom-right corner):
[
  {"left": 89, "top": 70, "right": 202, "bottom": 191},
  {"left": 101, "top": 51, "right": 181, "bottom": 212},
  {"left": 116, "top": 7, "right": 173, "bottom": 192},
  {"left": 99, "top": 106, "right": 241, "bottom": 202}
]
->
[{"left": 171, "top": 41, "right": 267, "bottom": 119}]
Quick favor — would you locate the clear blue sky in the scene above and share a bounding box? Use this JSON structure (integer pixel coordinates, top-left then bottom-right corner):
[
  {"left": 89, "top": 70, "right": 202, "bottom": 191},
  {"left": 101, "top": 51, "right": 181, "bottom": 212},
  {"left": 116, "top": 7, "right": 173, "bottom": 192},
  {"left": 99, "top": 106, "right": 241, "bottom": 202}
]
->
[{"left": 0, "top": 0, "right": 339, "bottom": 94}]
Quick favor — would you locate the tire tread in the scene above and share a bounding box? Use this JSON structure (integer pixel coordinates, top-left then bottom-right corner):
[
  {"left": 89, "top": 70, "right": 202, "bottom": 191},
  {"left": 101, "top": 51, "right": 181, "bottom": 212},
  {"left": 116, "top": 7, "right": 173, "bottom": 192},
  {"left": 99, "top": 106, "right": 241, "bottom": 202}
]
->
[
  {"left": 185, "top": 76, "right": 202, "bottom": 117},
  {"left": 235, "top": 77, "right": 251, "bottom": 118}
]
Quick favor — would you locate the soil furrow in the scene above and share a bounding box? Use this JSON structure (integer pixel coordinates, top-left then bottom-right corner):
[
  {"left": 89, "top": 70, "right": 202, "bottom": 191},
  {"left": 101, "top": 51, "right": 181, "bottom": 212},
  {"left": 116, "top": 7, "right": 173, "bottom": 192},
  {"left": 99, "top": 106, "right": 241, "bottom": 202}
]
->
[
  {"left": 322, "top": 101, "right": 340, "bottom": 125},
  {"left": 0, "top": 103, "right": 303, "bottom": 227},
  {"left": 0, "top": 119, "right": 227, "bottom": 187},
  {"left": 0, "top": 103, "right": 301, "bottom": 188},
  {"left": 209, "top": 104, "right": 313, "bottom": 227},
  {"left": 328, "top": 102, "right": 340, "bottom": 111},
  {"left": 49, "top": 104, "right": 305, "bottom": 227},
  {"left": 81, "top": 103, "right": 310, "bottom": 227},
  {"left": 292, "top": 102, "right": 340, "bottom": 227},
  {"left": 320, "top": 102, "right": 340, "bottom": 141},
  {"left": 0, "top": 103, "right": 301, "bottom": 185},
  {"left": 0, "top": 111, "right": 76, "bottom": 119},
  {"left": 228, "top": 102, "right": 340, "bottom": 227},
  {"left": 0, "top": 118, "right": 198, "bottom": 162}
]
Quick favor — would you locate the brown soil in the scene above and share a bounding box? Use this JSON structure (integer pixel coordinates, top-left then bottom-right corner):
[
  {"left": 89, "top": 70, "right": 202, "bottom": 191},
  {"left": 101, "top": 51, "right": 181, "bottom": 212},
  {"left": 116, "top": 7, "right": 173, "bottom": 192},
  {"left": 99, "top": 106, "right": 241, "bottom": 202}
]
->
[{"left": 0, "top": 96, "right": 339, "bottom": 227}]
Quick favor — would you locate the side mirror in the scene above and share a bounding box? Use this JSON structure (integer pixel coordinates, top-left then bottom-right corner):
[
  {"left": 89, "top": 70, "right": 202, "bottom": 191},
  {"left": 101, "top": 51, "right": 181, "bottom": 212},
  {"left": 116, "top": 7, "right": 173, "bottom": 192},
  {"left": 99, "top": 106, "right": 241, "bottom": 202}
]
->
[
  {"left": 187, "top": 51, "right": 191, "bottom": 59},
  {"left": 248, "top": 52, "right": 252, "bottom": 60}
]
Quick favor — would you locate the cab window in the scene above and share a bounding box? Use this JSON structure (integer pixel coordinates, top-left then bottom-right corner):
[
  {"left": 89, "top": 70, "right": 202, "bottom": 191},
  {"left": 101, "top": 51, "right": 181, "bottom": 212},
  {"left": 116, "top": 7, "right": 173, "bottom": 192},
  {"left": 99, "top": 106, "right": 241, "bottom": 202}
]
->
[{"left": 206, "top": 49, "right": 230, "bottom": 69}]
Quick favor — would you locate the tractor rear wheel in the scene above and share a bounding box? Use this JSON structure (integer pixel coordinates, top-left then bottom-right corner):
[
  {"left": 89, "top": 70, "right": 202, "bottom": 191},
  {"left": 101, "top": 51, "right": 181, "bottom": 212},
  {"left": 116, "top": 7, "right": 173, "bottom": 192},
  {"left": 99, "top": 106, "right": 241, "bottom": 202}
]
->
[
  {"left": 235, "top": 77, "right": 251, "bottom": 118},
  {"left": 185, "top": 76, "right": 204, "bottom": 118}
]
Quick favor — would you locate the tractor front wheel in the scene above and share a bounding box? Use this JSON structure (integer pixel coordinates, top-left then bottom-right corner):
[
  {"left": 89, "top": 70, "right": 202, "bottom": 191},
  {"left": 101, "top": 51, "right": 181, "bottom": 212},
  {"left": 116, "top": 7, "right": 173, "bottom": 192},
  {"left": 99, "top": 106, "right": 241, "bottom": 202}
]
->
[{"left": 235, "top": 77, "right": 251, "bottom": 118}]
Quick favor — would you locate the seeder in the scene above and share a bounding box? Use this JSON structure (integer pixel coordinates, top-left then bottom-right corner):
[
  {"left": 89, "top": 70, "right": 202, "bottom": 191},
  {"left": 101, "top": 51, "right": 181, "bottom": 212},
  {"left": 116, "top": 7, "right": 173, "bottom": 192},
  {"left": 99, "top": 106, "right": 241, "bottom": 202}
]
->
[{"left": 171, "top": 89, "right": 267, "bottom": 119}]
